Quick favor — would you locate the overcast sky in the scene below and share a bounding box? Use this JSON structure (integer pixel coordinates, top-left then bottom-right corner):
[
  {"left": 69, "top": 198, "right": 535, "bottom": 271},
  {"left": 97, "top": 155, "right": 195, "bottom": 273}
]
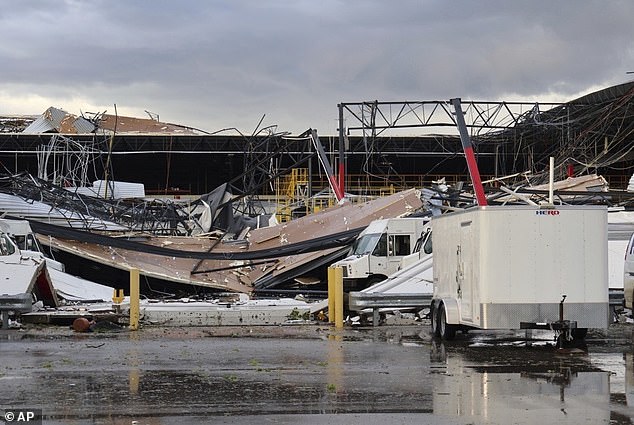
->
[{"left": 1, "top": 0, "right": 633, "bottom": 135}]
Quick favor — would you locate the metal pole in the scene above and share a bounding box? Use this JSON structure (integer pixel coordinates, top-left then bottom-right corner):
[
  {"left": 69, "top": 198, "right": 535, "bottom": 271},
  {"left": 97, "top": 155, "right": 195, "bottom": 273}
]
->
[
  {"left": 451, "top": 98, "right": 488, "bottom": 206},
  {"left": 338, "top": 105, "right": 346, "bottom": 199},
  {"left": 328, "top": 266, "right": 335, "bottom": 323},
  {"left": 311, "top": 129, "right": 344, "bottom": 201},
  {"left": 334, "top": 266, "right": 344, "bottom": 329},
  {"left": 129, "top": 268, "right": 140, "bottom": 331}
]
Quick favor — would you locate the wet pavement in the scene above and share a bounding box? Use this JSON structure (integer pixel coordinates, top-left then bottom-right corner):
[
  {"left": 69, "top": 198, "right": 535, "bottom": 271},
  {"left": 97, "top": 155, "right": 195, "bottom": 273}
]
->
[{"left": 1, "top": 323, "right": 633, "bottom": 424}]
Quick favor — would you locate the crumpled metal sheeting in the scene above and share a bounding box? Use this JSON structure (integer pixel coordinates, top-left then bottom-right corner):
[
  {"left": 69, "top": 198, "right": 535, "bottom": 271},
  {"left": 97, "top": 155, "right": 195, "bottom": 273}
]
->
[
  {"left": 0, "top": 172, "right": 191, "bottom": 234},
  {"left": 37, "top": 189, "right": 424, "bottom": 294}
]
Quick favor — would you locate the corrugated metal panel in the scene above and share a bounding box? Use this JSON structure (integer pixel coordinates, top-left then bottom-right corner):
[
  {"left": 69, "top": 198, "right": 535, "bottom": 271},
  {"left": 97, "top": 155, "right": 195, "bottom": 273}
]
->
[
  {"left": 0, "top": 193, "right": 78, "bottom": 220},
  {"left": 40, "top": 189, "right": 424, "bottom": 293},
  {"left": 58, "top": 115, "right": 95, "bottom": 133},
  {"left": 22, "top": 107, "right": 67, "bottom": 133},
  {"left": 48, "top": 268, "right": 113, "bottom": 302},
  {"left": 92, "top": 180, "right": 146, "bottom": 199},
  {"left": 64, "top": 182, "right": 146, "bottom": 199},
  {"left": 98, "top": 114, "right": 198, "bottom": 134},
  {"left": 22, "top": 107, "right": 95, "bottom": 134},
  {"left": 72, "top": 116, "right": 96, "bottom": 133},
  {"left": 22, "top": 116, "right": 56, "bottom": 133},
  {"left": 573, "top": 80, "right": 634, "bottom": 104},
  {"left": 23, "top": 107, "right": 199, "bottom": 134},
  {"left": 43, "top": 107, "right": 67, "bottom": 127}
]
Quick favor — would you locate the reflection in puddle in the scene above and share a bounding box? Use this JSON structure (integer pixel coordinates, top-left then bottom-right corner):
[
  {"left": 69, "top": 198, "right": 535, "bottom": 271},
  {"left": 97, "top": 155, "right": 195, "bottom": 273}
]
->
[
  {"left": 2, "top": 328, "right": 633, "bottom": 423},
  {"left": 436, "top": 358, "right": 608, "bottom": 424},
  {"left": 431, "top": 339, "right": 634, "bottom": 424},
  {"left": 326, "top": 334, "right": 344, "bottom": 398}
]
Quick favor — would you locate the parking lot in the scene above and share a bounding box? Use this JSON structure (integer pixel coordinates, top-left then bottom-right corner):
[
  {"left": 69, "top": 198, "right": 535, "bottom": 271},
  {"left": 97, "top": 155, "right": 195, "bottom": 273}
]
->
[{"left": 1, "top": 323, "right": 633, "bottom": 424}]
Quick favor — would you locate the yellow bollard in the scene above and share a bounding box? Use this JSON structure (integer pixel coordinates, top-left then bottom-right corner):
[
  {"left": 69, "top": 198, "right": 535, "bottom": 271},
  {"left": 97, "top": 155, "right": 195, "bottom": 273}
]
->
[
  {"left": 334, "top": 266, "right": 344, "bottom": 329},
  {"left": 327, "top": 267, "right": 335, "bottom": 323},
  {"left": 112, "top": 289, "right": 124, "bottom": 304},
  {"left": 129, "top": 268, "right": 140, "bottom": 331}
]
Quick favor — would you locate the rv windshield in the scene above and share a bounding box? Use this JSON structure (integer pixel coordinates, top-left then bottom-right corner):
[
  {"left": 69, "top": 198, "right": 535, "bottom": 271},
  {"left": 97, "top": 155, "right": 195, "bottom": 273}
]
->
[
  {"left": 351, "top": 233, "right": 382, "bottom": 255},
  {"left": 0, "top": 233, "right": 16, "bottom": 256}
]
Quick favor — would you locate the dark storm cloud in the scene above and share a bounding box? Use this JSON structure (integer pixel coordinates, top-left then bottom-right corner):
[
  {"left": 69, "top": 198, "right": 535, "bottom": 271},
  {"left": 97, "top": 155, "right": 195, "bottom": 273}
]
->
[{"left": 1, "top": 0, "right": 634, "bottom": 133}]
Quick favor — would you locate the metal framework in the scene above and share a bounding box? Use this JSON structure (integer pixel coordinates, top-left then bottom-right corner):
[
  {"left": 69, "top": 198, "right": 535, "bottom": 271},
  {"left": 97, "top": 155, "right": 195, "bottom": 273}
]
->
[
  {"left": 207, "top": 125, "right": 318, "bottom": 218},
  {"left": 335, "top": 99, "right": 557, "bottom": 190},
  {"left": 338, "top": 82, "right": 634, "bottom": 188},
  {"left": 3, "top": 82, "right": 634, "bottom": 197},
  {"left": 0, "top": 173, "right": 192, "bottom": 234},
  {"left": 339, "top": 99, "right": 561, "bottom": 135}
]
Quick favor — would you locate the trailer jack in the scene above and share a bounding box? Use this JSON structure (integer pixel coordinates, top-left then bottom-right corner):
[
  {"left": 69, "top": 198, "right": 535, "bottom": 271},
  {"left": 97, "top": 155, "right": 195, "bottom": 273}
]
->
[
  {"left": 552, "top": 295, "right": 578, "bottom": 349},
  {"left": 519, "top": 295, "right": 584, "bottom": 349}
]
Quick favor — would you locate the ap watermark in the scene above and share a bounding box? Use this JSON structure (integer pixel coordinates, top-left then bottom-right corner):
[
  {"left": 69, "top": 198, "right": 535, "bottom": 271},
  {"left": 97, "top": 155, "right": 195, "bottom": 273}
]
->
[{"left": 2, "top": 409, "right": 42, "bottom": 425}]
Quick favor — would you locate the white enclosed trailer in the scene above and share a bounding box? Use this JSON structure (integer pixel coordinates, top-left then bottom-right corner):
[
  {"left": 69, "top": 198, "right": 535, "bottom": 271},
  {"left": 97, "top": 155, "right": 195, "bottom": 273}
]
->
[{"left": 430, "top": 205, "right": 609, "bottom": 343}]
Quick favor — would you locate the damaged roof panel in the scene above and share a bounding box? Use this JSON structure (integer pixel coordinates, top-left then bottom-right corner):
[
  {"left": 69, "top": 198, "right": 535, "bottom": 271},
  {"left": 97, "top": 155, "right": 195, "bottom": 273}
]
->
[
  {"left": 22, "top": 107, "right": 95, "bottom": 134},
  {"left": 97, "top": 114, "right": 198, "bottom": 135},
  {"left": 21, "top": 107, "right": 200, "bottom": 135},
  {"left": 37, "top": 189, "right": 424, "bottom": 293}
]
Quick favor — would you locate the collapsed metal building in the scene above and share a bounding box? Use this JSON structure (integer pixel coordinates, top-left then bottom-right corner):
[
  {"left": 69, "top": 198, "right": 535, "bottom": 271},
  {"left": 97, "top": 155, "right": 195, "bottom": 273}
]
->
[
  {"left": 1, "top": 83, "right": 634, "bottom": 297},
  {"left": 336, "top": 81, "right": 634, "bottom": 194},
  {"left": 1, "top": 81, "right": 634, "bottom": 203}
]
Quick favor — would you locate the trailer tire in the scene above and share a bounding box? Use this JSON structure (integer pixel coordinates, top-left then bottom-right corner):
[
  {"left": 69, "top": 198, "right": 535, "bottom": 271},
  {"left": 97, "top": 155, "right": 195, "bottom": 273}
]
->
[
  {"left": 431, "top": 303, "right": 441, "bottom": 337},
  {"left": 439, "top": 304, "right": 456, "bottom": 340}
]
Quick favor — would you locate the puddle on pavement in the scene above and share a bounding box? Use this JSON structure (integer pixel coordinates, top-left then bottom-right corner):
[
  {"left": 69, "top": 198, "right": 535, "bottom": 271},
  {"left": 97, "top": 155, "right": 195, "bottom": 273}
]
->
[
  {"left": 21, "top": 354, "right": 632, "bottom": 424},
  {"left": 427, "top": 337, "right": 634, "bottom": 424},
  {"left": 4, "top": 369, "right": 433, "bottom": 420},
  {"left": 1, "top": 327, "right": 633, "bottom": 423},
  {"left": 365, "top": 327, "right": 634, "bottom": 424}
]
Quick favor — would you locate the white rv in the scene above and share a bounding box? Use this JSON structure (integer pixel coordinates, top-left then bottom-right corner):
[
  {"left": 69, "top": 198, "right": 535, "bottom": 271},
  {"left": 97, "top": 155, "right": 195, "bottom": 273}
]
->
[
  {"left": 624, "top": 232, "right": 634, "bottom": 310},
  {"left": 0, "top": 218, "right": 64, "bottom": 272},
  {"left": 333, "top": 217, "right": 429, "bottom": 289},
  {"left": 430, "top": 205, "right": 609, "bottom": 344}
]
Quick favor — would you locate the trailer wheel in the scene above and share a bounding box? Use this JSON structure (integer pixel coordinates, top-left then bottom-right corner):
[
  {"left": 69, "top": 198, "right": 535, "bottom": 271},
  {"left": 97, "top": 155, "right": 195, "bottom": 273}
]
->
[
  {"left": 430, "top": 304, "right": 440, "bottom": 337},
  {"left": 439, "top": 304, "right": 456, "bottom": 340}
]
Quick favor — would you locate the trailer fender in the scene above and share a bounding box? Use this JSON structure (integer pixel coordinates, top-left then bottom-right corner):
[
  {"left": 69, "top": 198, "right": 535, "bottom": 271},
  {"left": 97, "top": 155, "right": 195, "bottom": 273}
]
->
[{"left": 438, "top": 298, "right": 460, "bottom": 325}]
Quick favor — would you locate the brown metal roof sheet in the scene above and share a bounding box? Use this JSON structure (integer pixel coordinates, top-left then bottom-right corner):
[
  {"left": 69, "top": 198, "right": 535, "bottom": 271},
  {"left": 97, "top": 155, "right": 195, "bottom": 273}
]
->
[
  {"left": 40, "top": 189, "right": 423, "bottom": 293},
  {"left": 98, "top": 114, "right": 198, "bottom": 135}
]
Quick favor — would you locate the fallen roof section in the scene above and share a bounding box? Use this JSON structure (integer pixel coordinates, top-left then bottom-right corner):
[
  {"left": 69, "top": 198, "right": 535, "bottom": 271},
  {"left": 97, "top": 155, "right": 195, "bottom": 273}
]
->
[
  {"left": 22, "top": 107, "right": 95, "bottom": 134},
  {"left": 21, "top": 107, "right": 203, "bottom": 135},
  {"left": 48, "top": 268, "right": 115, "bottom": 303},
  {"left": 493, "top": 174, "right": 610, "bottom": 205},
  {"left": 97, "top": 113, "right": 201, "bottom": 135},
  {"left": 36, "top": 188, "right": 424, "bottom": 294}
]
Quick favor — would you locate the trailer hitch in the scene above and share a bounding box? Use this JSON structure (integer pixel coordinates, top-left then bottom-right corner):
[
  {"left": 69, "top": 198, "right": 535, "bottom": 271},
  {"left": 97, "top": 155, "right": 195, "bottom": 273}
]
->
[{"left": 553, "top": 294, "right": 580, "bottom": 349}]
